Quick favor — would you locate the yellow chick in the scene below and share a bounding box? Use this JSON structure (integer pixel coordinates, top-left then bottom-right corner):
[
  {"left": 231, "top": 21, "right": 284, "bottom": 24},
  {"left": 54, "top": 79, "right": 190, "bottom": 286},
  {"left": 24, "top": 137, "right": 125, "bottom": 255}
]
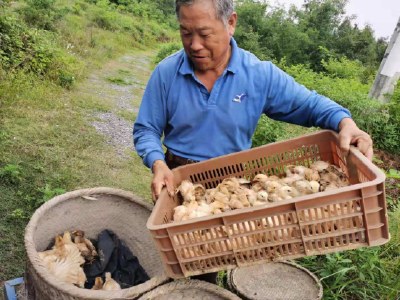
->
[
  {"left": 257, "top": 191, "right": 269, "bottom": 202},
  {"left": 267, "top": 181, "right": 283, "bottom": 194},
  {"left": 220, "top": 178, "right": 240, "bottom": 192},
  {"left": 103, "top": 272, "right": 121, "bottom": 291},
  {"left": 310, "top": 181, "right": 320, "bottom": 193},
  {"left": 278, "top": 186, "right": 293, "bottom": 200},
  {"left": 252, "top": 174, "right": 269, "bottom": 184}
]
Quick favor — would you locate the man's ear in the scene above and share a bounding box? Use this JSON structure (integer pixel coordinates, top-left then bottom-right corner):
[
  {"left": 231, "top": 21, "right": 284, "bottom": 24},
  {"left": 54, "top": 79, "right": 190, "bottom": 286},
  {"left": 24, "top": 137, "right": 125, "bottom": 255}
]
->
[{"left": 228, "top": 12, "right": 237, "bottom": 36}]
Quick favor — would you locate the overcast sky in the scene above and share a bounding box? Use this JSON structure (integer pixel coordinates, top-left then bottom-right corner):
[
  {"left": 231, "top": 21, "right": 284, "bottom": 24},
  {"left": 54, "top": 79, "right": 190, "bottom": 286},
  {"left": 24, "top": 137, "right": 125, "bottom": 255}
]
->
[{"left": 272, "top": 0, "right": 400, "bottom": 39}]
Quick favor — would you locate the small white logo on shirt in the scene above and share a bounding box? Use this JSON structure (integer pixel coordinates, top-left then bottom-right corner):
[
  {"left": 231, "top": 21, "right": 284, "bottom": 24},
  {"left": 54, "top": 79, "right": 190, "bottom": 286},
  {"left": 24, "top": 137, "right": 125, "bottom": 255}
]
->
[{"left": 233, "top": 94, "right": 247, "bottom": 103}]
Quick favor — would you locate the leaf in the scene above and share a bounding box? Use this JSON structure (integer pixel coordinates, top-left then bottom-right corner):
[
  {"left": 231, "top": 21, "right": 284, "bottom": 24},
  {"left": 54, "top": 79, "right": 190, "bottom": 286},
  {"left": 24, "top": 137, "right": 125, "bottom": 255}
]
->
[{"left": 341, "top": 259, "right": 352, "bottom": 263}]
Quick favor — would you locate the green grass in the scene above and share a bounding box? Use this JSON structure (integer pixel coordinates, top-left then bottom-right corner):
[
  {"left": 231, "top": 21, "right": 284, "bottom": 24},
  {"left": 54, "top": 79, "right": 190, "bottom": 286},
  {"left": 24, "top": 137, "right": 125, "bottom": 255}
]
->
[{"left": 106, "top": 76, "right": 132, "bottom": 86}]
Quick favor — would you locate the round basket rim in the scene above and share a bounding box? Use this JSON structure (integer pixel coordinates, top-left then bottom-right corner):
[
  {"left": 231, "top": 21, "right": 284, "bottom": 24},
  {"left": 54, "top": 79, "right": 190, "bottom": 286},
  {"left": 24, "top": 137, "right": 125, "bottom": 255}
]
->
[
  {"left": 227, "top": 261, "right": 323, "bottom": 300},
  {"left": 138, "top": 279, "right": 241, "bottom": 300},
  {"left": 24, "top": 187, "right": 170, "bottom": 300}
]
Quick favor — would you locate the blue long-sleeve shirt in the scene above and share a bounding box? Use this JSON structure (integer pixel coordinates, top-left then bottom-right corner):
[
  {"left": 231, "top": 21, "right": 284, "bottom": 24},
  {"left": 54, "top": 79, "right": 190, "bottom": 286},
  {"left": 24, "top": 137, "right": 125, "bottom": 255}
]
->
[{"left": 133, "top": 37, "right": 351, "bottom": 170}]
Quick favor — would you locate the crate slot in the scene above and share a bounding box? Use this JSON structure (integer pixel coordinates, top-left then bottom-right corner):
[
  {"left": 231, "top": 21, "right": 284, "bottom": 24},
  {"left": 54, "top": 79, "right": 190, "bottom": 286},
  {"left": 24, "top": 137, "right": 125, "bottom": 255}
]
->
[{"left": 300, "top": 211, "right": 364, "bottom": 225}]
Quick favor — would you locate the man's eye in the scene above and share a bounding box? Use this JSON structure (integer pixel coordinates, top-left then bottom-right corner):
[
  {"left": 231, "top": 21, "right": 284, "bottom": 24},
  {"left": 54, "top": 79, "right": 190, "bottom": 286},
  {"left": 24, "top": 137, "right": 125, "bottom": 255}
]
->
[
  {"left": 200, "top": 34, "right": 210, "bottom": 38},
  {"left": 182, "top": 32, "right": 191, "bottom": 36}
]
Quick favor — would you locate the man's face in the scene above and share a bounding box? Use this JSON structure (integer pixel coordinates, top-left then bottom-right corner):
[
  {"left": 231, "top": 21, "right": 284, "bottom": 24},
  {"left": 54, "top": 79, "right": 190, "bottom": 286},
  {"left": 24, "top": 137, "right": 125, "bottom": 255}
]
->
[{"left": 178, "top": 1, "right": 237, "bottom": 72}]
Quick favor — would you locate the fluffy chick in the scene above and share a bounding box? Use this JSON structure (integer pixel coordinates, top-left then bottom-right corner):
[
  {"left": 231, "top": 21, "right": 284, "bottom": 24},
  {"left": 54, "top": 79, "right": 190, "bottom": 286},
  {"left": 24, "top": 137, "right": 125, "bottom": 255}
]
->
[
  {"left": 173, "top": 205, "right": 188, "bottom": 222},
  {"left": 176, "top": 180, "right": 195, "bottom": 204},
  {"left": 304, "top": 169, "right": 321, "bottom": 182},
  {"left": 257, "top": 191, "right": 269, "bottom": 202},
  {"left": 310, "top": 161, "right": 330, "bottom": 172},
  {"left": 103, "top": 272, "right": 121, "bottom": 291},
  {"left": 278, "top": 186, "right": 293, "bottom": 200},
  {"left": 310, "top": 181, "right": 320, "bottom": 193},
  {"left": 193, "top": 184, "right": 206, "bottom": 202},
  {"left": 92, "top": 277, "right": 104, "bottom": 290},
  {"left": 292, "top": 180, "right": 314, "bottom": 196},
  {"left": 72, "top": 230, "right": 97, "bottom": 262},
  {"left": 252, "top": 174, "right": 269, "bottom": 184}
]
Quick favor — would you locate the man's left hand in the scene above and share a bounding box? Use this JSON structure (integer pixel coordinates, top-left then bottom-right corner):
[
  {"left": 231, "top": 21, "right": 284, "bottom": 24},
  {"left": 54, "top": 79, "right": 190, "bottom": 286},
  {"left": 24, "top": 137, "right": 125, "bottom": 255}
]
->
[{"left": 338, "top": 118, "right": 373, "bottom": 161}]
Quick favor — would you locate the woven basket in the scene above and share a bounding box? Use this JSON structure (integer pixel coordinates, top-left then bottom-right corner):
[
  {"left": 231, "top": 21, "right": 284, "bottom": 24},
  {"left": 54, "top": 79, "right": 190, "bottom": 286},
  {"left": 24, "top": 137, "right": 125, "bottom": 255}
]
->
[
  {"left": 227, "top": 261, "right": 323, "bottom": 300},
  {"left": 138, "top": 280, "right": 241, "bottom": 300},
  {"left": 24, "top": 188, "right": 170, "bottom": 300}
]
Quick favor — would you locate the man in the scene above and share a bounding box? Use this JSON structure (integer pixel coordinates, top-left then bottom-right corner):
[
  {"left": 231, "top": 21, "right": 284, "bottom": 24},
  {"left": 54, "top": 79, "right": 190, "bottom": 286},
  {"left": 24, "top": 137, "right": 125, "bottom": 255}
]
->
[{"left": 133, "top": 0, "right": 373, "bottom": 204}]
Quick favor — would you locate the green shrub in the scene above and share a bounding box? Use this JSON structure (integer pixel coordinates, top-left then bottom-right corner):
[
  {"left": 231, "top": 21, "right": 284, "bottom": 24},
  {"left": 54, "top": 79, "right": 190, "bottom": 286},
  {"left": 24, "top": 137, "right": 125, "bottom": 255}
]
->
[
  {"left": 154, "top": 42, "right": 182, "bottom": 64},
  {"left": 252, "top": 115, "right": 286, "bottom": 148},
  {"left": 19, "top": 0, "right": 68, "bottom": 31}
]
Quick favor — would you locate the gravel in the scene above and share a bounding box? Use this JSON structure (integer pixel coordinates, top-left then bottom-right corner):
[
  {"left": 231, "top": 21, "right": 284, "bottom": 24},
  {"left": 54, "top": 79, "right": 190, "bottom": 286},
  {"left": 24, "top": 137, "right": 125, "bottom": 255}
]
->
[{"left": 85, "top": 54, "right": 151, "bottom": 158}]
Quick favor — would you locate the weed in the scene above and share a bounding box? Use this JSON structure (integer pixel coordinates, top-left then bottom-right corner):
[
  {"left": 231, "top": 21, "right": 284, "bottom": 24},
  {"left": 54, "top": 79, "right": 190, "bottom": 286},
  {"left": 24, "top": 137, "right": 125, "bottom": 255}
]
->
[{"left": 0, "top": 164, "right": 22, "bottom": 184}]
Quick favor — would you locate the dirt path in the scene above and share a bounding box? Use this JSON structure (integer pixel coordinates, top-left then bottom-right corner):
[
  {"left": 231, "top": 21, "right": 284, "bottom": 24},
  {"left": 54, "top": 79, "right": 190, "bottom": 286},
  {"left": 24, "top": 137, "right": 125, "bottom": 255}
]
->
[{"left": 78, "top": 51, "right": 155, "bottom": 158}]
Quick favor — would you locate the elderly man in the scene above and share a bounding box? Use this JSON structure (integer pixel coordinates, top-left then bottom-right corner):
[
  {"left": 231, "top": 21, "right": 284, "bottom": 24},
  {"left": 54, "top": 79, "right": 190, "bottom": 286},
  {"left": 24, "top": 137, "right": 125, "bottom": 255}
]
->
[{"left": 133, "top": 0, "right": 373, "bottom": 204}]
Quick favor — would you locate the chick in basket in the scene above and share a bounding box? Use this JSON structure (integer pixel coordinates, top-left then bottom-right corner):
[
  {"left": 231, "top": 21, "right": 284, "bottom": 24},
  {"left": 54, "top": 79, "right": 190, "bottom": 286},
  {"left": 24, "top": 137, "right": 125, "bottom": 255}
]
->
[{"left": 133, "top": 0, "right": 373, "bottom": 284}]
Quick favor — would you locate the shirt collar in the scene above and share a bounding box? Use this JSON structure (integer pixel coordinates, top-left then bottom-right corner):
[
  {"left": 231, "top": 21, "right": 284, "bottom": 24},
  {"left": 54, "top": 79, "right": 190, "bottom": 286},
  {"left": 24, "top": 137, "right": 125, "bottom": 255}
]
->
[{"left": 179, "top": 36, "right": 240, "bottom": 75}]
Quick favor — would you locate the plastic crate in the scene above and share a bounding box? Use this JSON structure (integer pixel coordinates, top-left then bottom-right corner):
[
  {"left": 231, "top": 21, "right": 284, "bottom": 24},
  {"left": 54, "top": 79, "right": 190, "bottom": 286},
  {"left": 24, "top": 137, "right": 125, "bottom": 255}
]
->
[{"left": 147, "top": 130, "right": 389, "bottom": 279}]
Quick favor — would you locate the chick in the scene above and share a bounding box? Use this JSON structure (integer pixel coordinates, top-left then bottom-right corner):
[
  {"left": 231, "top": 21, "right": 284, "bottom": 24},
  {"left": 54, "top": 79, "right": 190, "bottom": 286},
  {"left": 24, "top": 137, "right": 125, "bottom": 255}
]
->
[
  {"left": 220, "top": 178, "right": 240, "bottom": 192},
  {"left": 173, "top": 205, "right": 188, "bottom": 222},
  {"left": 229, "top": 194, "right": 244, "bottom": 209},
  {"left": 42, "top": 236, "right": 86, "bottom": 288},
  {"left": 278, "top": 186, "right": 293, "bottom": 200},
  {"left": 103, "top": 272, "right": 121, "bottom": 291},
  {"left": 310, "top": 161, "right": 330, "bottom": 172},
  {"left": 267, "top": 181, "right": 283, "bottom": 194},
  {"left": 286, "top": 165, "right": 307, "bottom": 178},
  {"left": 252, "top": 182, "right": 266, "bottom": 192},
  {"left": 176, "top": 180, "right": 195, "bottom": 204},
  {"left": 193, "top": 184, "right": 206, "bottom": 202},
  {"left": 304, "top": 169, "right": 320, "bottom": 182},
  {"left": 216, "top": 185, "right": 231, "bottom": 197},
  {"left": 252, "top": 174, "right": 269, "bottom": 184},
  {"left": 92, "top": 277, "right": 104, "bottom": 290},
  {"left": 326, "top": 165, "right": 350, "bottom": 187},
  {"left": 292, "top": 180, "right": 314, "bottom": 196},
  {"left": 310, "top": 181, "right": 320, "bottom": 193},
  {"left": 257, "top": 191, "right": 269, "bottom": 202},
  {"left": 72, "top": 230, "right": 97, "bottom": 262},
  {"left": 212, "top": 191, "right": 230, "bottom": 205},
  {"left": 205, "top": 188, "right": 216, "bottom": 204}
]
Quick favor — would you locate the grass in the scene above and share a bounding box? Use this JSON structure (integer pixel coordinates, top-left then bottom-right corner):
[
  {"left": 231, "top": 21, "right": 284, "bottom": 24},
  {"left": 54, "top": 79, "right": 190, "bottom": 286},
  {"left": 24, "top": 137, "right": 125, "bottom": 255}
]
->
[{"left": 106, "top": 76, "right": 133, "bottom": 86}]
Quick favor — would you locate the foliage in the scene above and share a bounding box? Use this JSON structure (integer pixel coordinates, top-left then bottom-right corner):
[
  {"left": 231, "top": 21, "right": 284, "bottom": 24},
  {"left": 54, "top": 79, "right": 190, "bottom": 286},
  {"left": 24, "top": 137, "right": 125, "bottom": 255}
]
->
[
  {"left": 0, "top": 164, "right": 22, "bottom": 184},
  {"left": 234, "top": 0, "right": 387, "bottom": 70},
  {"left": 19, "top": 0, "right": 68, "bottom": 31},
  {"left": 252, "top": 115, "right": 286, "bottom": 148},
  {"left": 154, "top": 42, "right": 182, "bottom": 64}
]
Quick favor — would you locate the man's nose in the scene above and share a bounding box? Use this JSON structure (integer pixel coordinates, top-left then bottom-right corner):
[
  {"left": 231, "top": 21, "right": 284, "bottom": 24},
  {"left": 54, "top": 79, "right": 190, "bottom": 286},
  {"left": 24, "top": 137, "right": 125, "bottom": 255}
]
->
[{"left": 190, "top": 35, "right": 204, "bottom": 52}]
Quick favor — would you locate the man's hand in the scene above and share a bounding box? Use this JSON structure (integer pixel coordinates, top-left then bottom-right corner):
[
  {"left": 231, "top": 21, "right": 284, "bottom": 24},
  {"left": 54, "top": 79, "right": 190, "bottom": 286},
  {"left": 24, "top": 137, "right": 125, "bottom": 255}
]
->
[
  {"left": 151, "top": 160, "right": 175, "bottom": 204},
  {"left": 338, "top": 118, "right": 373, "bottom": 161}
]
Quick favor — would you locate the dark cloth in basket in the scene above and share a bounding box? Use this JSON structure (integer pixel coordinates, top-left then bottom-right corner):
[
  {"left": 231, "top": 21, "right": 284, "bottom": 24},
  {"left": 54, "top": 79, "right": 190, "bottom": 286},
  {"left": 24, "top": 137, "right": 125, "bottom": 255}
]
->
[{"left": 83, "top": 230, "right": 150, "bottom": 289}]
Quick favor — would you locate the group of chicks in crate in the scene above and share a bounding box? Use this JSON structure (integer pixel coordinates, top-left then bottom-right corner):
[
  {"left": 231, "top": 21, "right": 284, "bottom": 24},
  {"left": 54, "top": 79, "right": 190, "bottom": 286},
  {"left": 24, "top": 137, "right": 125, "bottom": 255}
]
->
[
  {"left": 38, "top": 230, "right": 121, "bottom": 291},
  {"left": 173, "top": 161, "right": 350, "bottom": 222}
]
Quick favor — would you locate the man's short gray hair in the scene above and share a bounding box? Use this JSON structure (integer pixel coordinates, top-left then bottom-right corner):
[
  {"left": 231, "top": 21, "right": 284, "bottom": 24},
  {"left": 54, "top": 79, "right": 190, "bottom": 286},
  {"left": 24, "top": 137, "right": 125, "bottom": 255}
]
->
[{"left": 175, "top": 0, "right": 234, "bottom": 26}]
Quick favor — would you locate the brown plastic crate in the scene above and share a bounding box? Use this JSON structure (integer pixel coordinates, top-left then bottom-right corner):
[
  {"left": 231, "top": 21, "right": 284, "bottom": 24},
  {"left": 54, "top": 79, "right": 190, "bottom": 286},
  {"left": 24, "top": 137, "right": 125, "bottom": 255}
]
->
[{"left": 147, "top": 130, "right": 389, "bottom": 279}]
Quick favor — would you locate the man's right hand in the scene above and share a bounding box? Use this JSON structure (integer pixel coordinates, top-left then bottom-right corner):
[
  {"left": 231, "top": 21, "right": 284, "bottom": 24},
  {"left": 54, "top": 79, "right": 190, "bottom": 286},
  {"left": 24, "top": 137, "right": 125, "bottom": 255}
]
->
[{"left": 151, "top": 160, "right": 175, "bottom": 204}]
